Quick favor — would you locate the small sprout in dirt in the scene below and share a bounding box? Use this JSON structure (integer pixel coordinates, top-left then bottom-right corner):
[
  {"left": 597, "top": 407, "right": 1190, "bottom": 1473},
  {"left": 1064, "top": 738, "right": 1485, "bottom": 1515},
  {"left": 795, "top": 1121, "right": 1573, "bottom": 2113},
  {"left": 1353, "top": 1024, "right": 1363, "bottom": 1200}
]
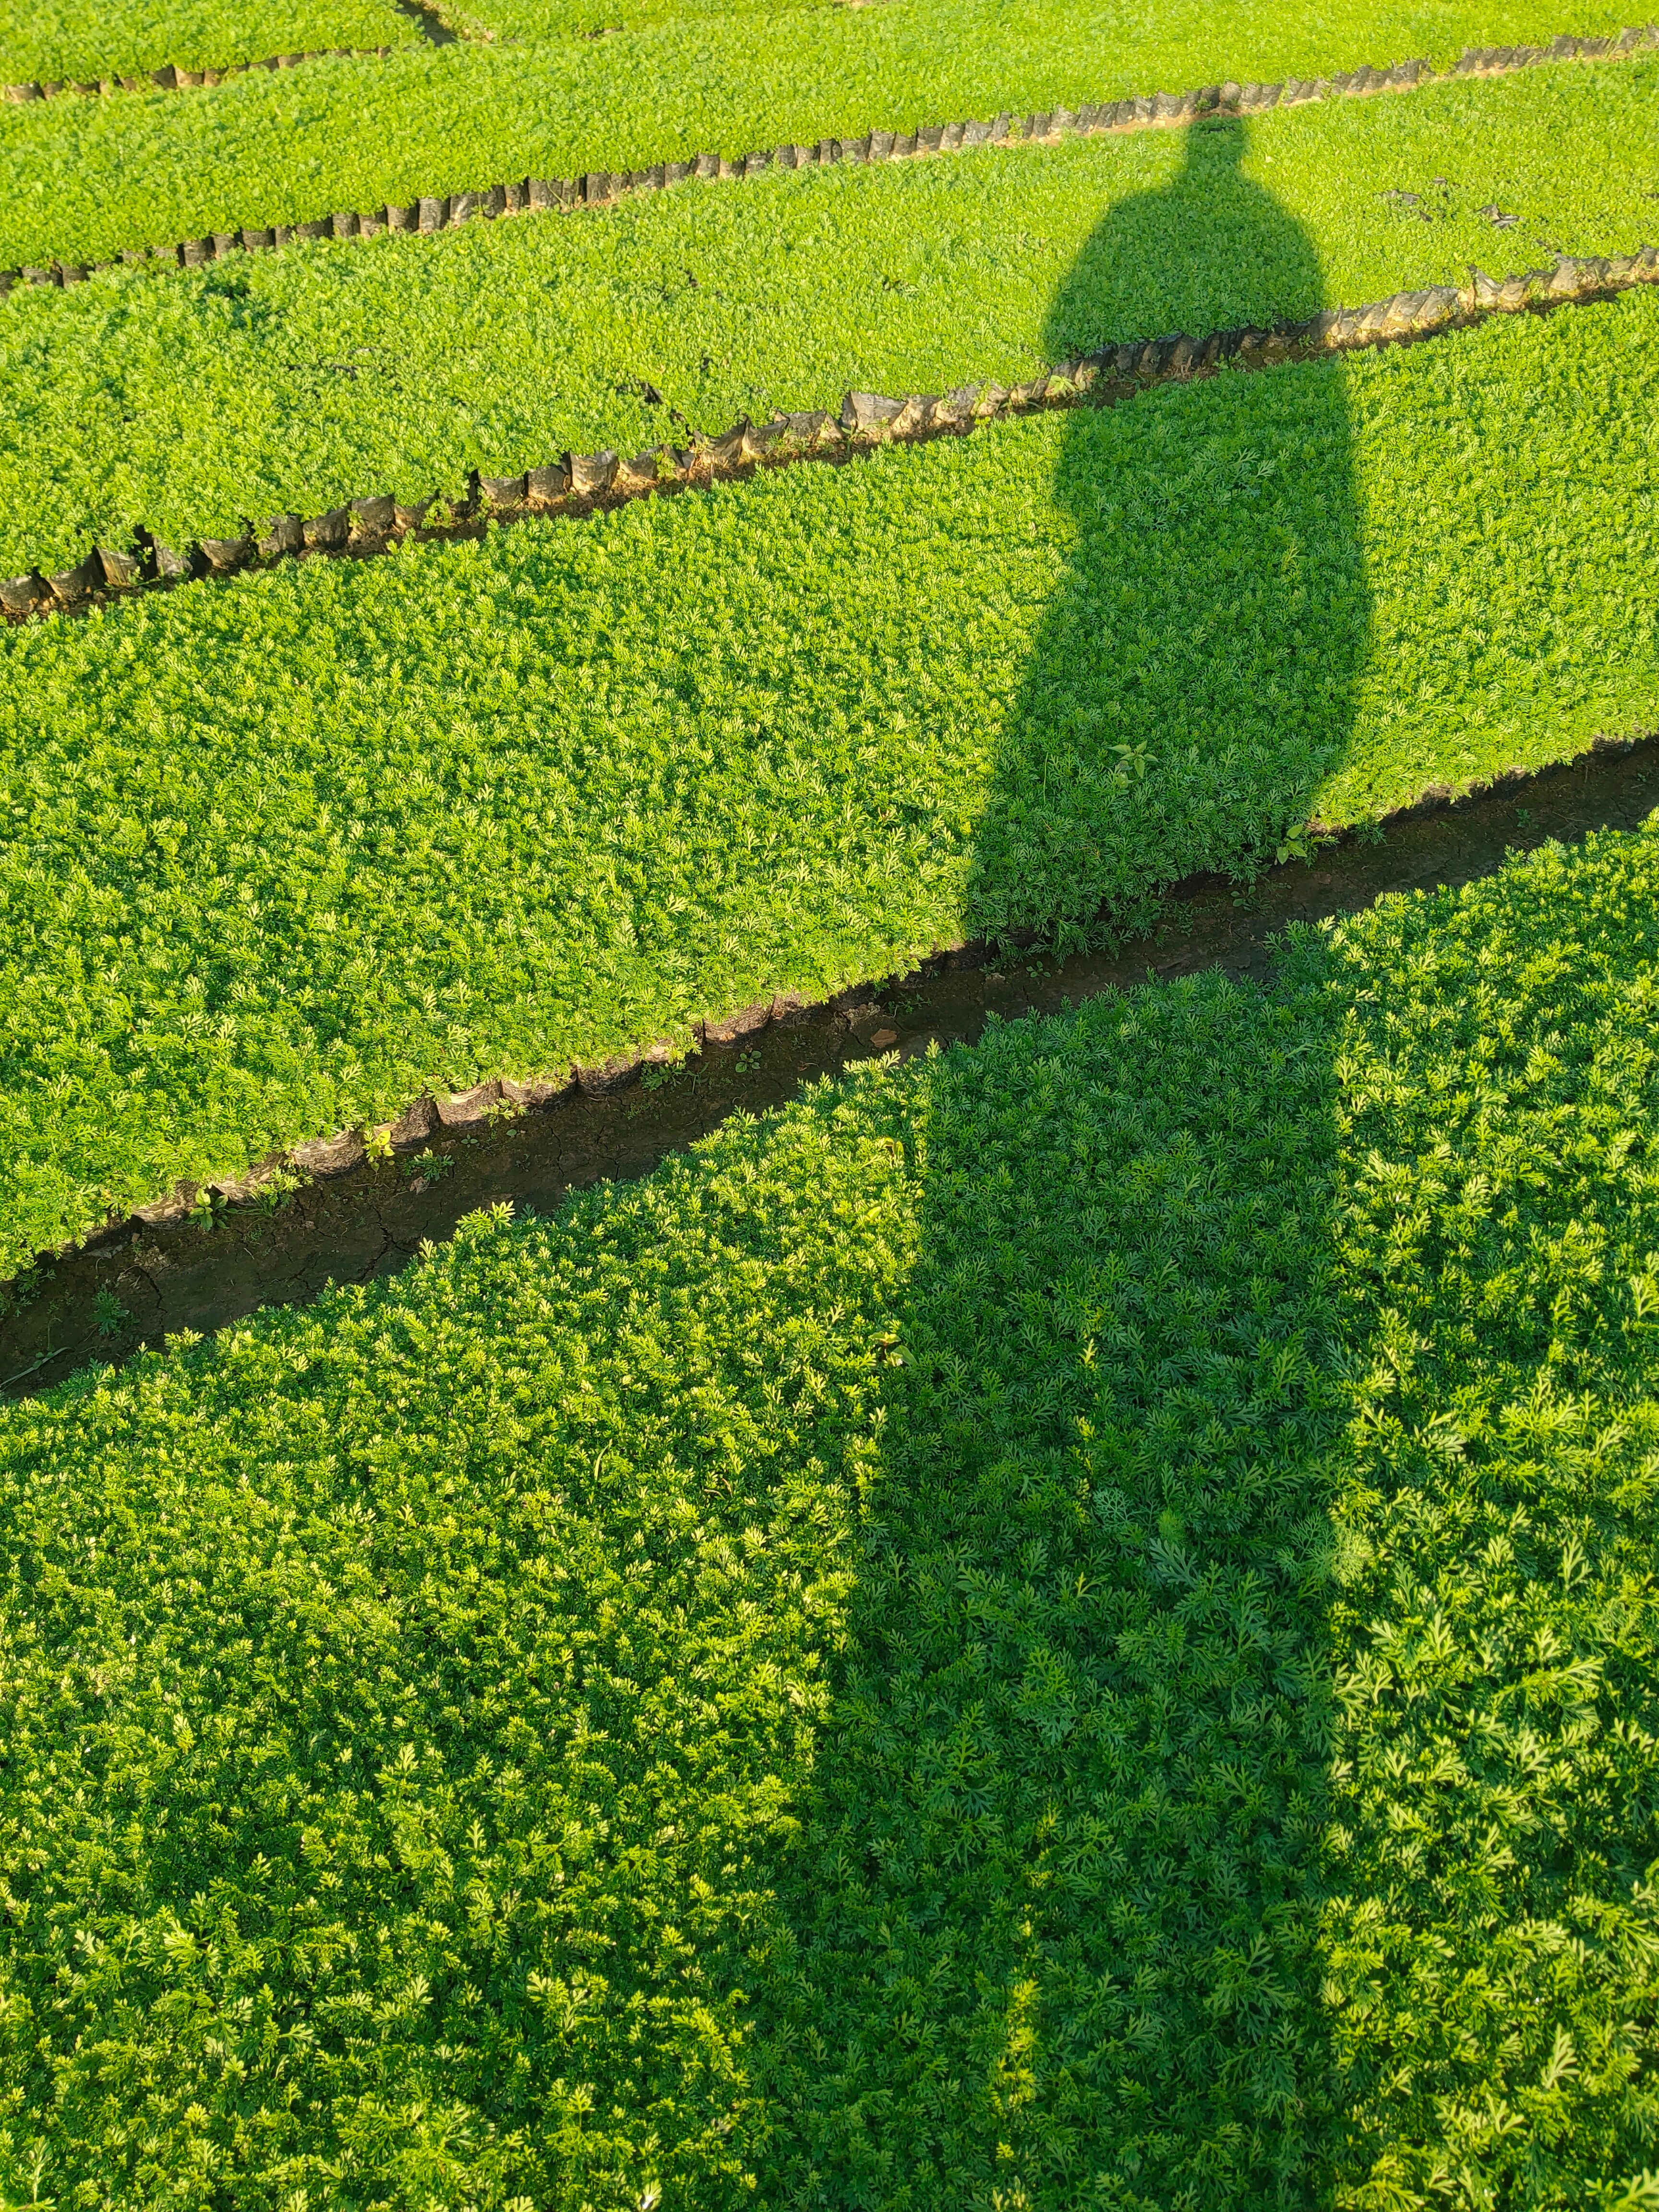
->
[
  {"left": 405, "top": 1150, "right": 454, "bottom": 1189},
  {"left": 642, "top": 1061, "right": 679, "bottom": 1092},
  {"left": 1276, "top": 823, "right": 1326, "bottom": 866},
  {"left": 364, "top": 1124, "right": 394, "bottom": 1163},
  {"left": 257, "top": 1168, "right": 303, "bottom": 1213},
  {"left": 92, "top": 1289, "right": 131, "bottom": 1339},
  {"left": 734, "top": 1048, "right": 762, "bottom": 1075}
]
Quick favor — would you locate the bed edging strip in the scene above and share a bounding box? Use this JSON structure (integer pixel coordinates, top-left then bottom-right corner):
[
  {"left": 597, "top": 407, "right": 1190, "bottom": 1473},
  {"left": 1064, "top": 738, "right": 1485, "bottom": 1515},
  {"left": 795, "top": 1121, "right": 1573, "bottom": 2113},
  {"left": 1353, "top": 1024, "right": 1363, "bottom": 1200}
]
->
[
  {"left": 0, "top": 242, "right": 1650, "bottom": 620},
  {"left": 1, "top": 26, "right": 1651, "bottom": 300}
]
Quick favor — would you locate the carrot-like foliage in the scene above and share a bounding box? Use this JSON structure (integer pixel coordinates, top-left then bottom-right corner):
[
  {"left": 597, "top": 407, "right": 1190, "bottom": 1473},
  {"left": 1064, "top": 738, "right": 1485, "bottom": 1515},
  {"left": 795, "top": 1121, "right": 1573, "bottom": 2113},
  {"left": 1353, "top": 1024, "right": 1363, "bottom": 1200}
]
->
[
  {"left": 2, "top": 820, "right": 1658, "bottom": 2206},
  {"left": 3, "top": 56, "right": 1657, "bottom": 576},
  {"left": 4, "top": 295, "right": 1659, "bottom": 1272},
  {"left": 0, "top": 0, "right": 1631, "bottom": 272}
]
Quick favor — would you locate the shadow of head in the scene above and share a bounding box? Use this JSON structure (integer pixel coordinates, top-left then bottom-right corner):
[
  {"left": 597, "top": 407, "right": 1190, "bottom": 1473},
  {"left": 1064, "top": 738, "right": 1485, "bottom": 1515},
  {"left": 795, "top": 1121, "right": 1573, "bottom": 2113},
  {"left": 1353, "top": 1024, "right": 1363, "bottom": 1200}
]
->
[{"left": 1047, "top": 116, "right": 1322, "bottom": 358}]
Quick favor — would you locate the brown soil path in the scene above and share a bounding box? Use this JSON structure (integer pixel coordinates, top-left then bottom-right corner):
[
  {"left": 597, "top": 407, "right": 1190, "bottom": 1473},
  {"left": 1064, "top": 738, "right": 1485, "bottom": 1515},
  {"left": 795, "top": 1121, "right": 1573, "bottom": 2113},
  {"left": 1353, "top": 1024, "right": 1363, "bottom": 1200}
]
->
[{"left": 3, "top": 735, "right": 1653, "bottom": 1398}]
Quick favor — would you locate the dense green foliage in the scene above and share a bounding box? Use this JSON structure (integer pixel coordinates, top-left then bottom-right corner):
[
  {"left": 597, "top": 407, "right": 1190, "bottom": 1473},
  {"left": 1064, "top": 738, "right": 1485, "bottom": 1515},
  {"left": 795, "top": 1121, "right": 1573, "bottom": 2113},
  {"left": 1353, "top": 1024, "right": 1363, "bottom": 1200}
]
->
[
  {"left": 5, "top": 0, "right": 1653, "bottom": 2190},
  {"left": 3, "top": 62, "right": 1658, "bottom": 574},
  {"left": 440, "top": 0, "right": 834, "bottom": 36},
  {"left": 4, "top": 821, "right": 1659, "bottom": 2204},
  {"left": 0, "top": 0, "right": 414, "bottom": 92},
  {"left": 5, "top": 291, "right": 1659, "bottom": 1271},
  {"left": 1311, "top": 836, "right": 1659, "bottom": 2207},
  {"left": 0, "top": 0, "right": 1629, "bottom": 271}
]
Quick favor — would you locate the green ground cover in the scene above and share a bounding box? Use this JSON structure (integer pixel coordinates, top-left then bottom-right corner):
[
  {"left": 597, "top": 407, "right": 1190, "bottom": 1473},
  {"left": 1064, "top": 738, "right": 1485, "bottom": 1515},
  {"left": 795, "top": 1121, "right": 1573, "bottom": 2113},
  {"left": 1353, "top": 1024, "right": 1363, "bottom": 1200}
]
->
[
  {"left": 0, "top": 0, "right": 1630, "bottom": 272},
  {"left": 0, "top": 0, "right": 416, "bottom": 93},
  {"left": 4, "top": 820, "right": 1659, "bottom": 2205},
  {"left": 435, "top": 0, "right": 833, "bottom": 36},
  {"left": 3, "top": 60, "right": 1657, "bottom": 577},
  {"left": 4, "top": 290, "right": 1658, "bottom": 1272}
]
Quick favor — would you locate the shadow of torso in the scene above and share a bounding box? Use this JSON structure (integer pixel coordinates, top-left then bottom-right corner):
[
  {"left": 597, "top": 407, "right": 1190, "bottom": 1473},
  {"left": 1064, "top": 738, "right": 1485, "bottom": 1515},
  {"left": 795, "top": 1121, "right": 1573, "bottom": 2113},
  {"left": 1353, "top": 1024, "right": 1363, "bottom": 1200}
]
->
[{"left": 970, "top": 118, "right": 1371, "bottom": 951}]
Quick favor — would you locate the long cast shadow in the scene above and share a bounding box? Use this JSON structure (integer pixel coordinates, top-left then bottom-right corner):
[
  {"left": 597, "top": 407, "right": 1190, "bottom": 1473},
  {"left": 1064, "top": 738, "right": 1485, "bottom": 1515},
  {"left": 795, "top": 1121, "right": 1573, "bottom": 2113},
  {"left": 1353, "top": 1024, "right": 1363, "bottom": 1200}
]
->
[
  {"left": 0, "top": 118, "right": 1380, "bottom": 2212},
  {"left": 12, "top": 108, "right": 1659, "bottom": 2212},
  {"left": 747, "top": 118, "right": 1371, "bottom": 2204}
]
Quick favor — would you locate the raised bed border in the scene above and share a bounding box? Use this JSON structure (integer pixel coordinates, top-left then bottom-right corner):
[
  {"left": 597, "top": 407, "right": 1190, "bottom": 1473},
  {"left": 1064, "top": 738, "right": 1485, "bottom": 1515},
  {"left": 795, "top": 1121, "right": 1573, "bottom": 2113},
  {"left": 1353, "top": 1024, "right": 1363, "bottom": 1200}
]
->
[
  {"left": 20, "top": 719, "right": 1649, "bottom": 1303},
  {"left": 7, "top": 720, "right": 1657, "bottom": 1397},
  {"left": 0, "top": 240, "right": 1651, "bottom": 619},
  {"left": 1, "top": 25, "right": 1651, "bottom": 301}
]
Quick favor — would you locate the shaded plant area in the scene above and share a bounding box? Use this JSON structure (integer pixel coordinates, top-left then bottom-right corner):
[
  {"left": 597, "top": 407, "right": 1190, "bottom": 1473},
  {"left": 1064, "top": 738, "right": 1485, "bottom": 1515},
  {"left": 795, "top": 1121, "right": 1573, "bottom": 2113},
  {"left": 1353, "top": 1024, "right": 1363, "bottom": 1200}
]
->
[
  {"left": 744, "top": 127, "right": 1357, "bottom": 2201},
  {"left": 3, "top": 826, "right": 1659, "bottom": 2204},
  {"left": 748, "top": 959, "right": 1349, "bottom": 2206},
  {"left": 7, "top": 719, "right": 1659, "bottom": 1403},
  {"left": 3, "top": 58, "right": 1659, "bottom": 2212},
  {"left": 972, "top": 113, "right": 1363, "bottom": 955}
]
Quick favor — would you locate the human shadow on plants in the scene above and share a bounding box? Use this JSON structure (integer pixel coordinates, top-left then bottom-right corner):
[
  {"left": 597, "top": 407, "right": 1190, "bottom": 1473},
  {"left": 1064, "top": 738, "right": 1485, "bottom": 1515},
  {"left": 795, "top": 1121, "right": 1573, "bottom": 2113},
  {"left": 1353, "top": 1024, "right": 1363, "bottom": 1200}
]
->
[
  {"left": 742, "top": 120, "right": 1367, "bottom": 2203},
  {"left": 736, "top": 834, "right": 1659, "bottom": 2212},
  {"left": 733, "top": 137, "right": 1659, "bottom": 2207},
  {"left": 966, "top": 117, "right": 1371, "bottom": 952},
  {"left": 745, "top": 979, "right": 1350, "bottom": 2205},
  {"left": 13, "top": 849, "right": 1659, "bottom": 2207},
  {"left": 31, "top": 114, "right": 1655, "bottom": 2212}
]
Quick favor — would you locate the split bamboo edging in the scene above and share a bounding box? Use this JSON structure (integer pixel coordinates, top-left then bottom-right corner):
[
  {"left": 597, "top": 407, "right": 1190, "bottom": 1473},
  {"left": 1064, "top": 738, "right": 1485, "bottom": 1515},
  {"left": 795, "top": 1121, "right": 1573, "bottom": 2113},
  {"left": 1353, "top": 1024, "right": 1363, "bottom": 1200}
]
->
[
  {"left": 0, "top": 240, "right": 1652, "bottom": 621},
  {"left": 1, "top": 25, "right": 1653, "bottom": 300}
]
